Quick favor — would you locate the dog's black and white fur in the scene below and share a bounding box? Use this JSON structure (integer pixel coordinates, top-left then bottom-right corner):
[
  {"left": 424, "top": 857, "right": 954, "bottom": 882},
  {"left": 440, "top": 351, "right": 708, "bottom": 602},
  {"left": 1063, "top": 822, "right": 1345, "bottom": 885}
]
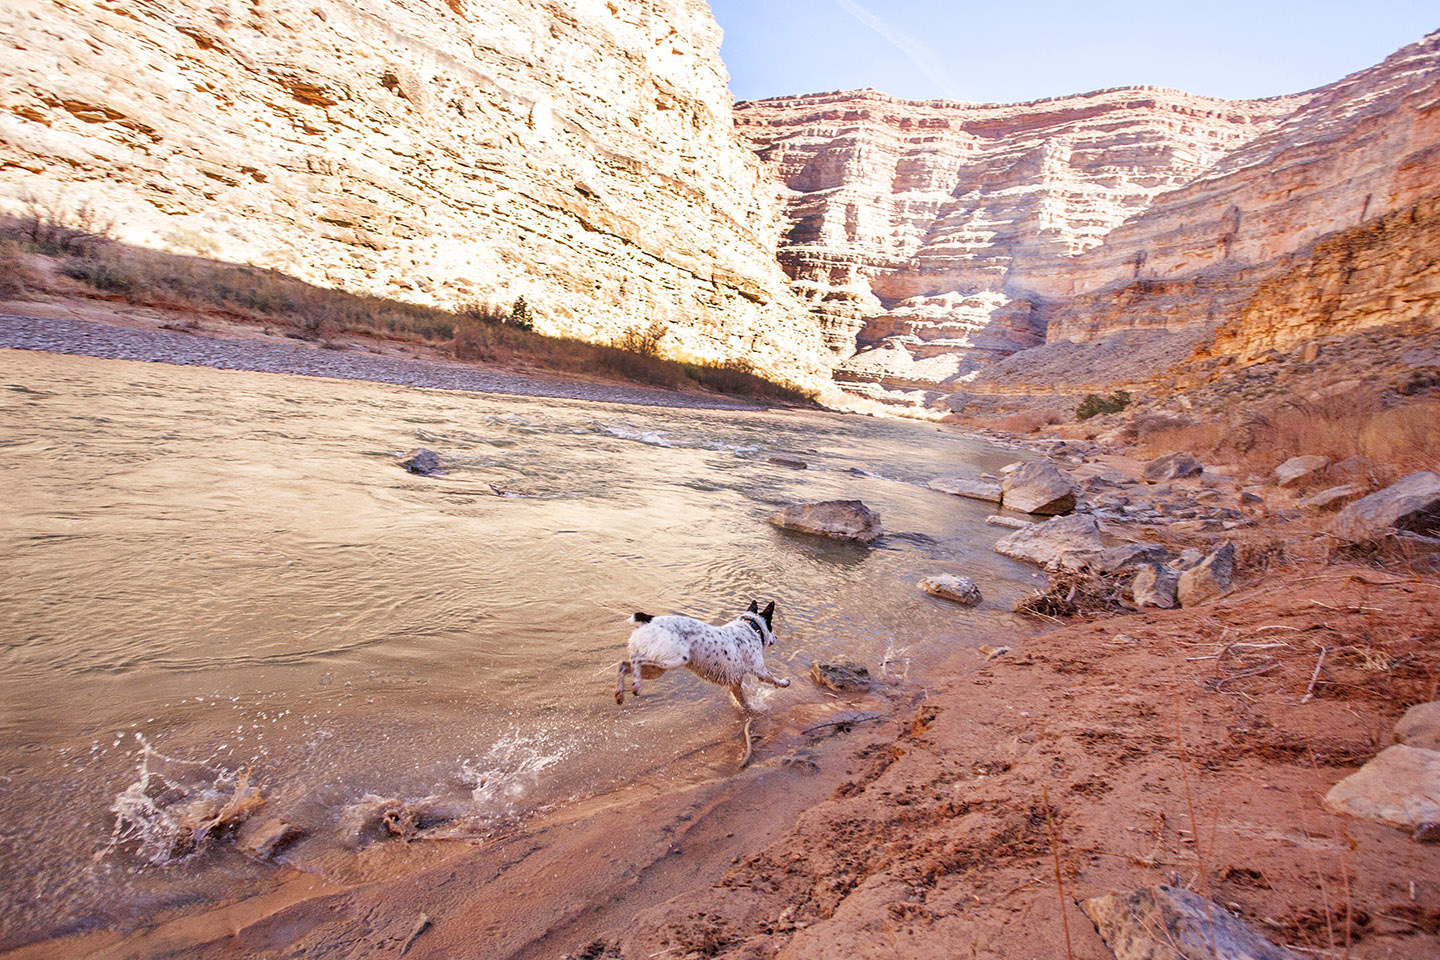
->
[{"left": 616, "top": 600, "right": 789, "bottom": 711}]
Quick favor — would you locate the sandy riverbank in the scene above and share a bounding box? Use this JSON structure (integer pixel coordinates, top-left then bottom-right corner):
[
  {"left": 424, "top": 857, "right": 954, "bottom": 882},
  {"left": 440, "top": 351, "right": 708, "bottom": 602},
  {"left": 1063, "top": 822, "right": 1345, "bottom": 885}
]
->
[{"left": 0, "top": 306, "right": 771, "bottom": 410}]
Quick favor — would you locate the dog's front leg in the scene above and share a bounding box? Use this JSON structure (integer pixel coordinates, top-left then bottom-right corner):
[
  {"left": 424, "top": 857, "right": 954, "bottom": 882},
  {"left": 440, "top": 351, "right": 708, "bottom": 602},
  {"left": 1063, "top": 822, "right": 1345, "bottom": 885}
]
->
[
  {"left": 616, "top": 660, "right": 631, "bottom": 704},
  {"left": 753, "top": 666, "right": 791, "bottom": 689},
  {"left": 630, "top": 658, "right": 645, "bottom": 696}
]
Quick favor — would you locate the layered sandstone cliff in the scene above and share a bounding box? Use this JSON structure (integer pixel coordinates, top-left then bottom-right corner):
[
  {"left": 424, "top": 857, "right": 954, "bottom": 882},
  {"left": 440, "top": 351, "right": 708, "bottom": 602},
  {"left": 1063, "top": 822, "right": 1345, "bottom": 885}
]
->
[
  {"left": 0, "top": 0, "right": 829, "bottom": 382},
  {"left": 1041, "top": 30, "right": 1440, "bottom": 349},
  {"left": 737, "top": 30, "right": 1440, "bottom": 407},
  {"left": 734, "top": 86, "right": 1303, "bottom": 400}
]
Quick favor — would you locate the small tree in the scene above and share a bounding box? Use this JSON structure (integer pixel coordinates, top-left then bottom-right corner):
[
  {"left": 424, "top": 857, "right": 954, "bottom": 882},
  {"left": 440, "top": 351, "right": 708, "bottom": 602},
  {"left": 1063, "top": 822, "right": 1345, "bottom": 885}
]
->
[
  {"left": 508, "top": 296, "right": 534, "bottom": 332},
  {"left": 615, "top": 319, "right": 669, "bottom": 357}
]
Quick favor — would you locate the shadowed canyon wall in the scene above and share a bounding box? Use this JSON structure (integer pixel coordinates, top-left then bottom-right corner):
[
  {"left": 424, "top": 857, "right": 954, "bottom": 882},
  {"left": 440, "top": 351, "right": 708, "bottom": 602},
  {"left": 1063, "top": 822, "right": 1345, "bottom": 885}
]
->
[{"left": 0, "top": 0, "right": 830, "bottom": 383}]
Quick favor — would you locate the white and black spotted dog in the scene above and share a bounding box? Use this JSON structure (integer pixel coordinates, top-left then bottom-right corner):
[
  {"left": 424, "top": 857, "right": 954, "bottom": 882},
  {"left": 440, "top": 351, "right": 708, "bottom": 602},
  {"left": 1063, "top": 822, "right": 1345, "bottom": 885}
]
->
[{"left": 615, "top": 600, "right": 790, "bottom": 711}]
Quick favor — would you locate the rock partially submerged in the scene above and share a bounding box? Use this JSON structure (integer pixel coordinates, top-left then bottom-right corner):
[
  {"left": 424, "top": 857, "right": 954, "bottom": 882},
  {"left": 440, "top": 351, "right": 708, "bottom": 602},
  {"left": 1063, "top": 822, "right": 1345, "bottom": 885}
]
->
[
  {"left": 992, "top": 514, "right": 1102, "bottom": 569},
  {"left": 1001, "top": 461, "right": 1079, "bottom": 515},
  {"left": 1176, "top": 543, "right": 1234, "bottom": 606},
  {"left": 1142, "top": 452, "right": 1203, "bottom": 482},
  {"left": 1327, "top": 470, "right": 1440, "bottom": 544},
  {"left": 1394, "top": 701, "right": 1440, "bottom": 750},
  {"left": 928, "top": 475, "right": 1002, "bottom": 503},
  {"left": 769, "top": 500, "right": 882, "bottom": 543},
  {"left": 985, "top": 515, "right": 1030, "bottom": 529},
  {"left": 1082, "top": 885, "right": 1300, "bottom": 960},
  {"left": 918, "top": 574, "right": 982, "bottom": 605},
  {"left": 398, "top": 448, "right": 441, "bottom": 476},
  {"left": 1324, "top": 745, "right": 1440, "bottom": 835},
  {"left": 1274, "top": 454, "right": 1329, "bottom": 487},
  {"left": 810, "top": 661, "right": 873, "bottom": 692}
]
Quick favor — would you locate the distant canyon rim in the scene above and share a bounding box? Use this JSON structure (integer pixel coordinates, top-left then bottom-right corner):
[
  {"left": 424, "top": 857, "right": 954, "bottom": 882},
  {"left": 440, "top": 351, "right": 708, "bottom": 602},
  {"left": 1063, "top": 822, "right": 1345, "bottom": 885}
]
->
[{"left": 0, "top": 2, "right": 1436, "bottom": 407}]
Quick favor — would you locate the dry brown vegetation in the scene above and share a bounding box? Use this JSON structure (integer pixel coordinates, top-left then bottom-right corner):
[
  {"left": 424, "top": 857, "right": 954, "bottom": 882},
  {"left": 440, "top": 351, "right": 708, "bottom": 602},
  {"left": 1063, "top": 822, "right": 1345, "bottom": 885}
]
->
[
  {"left": 1137, "top": 392, "right": 1440, "bottom": 484},
  {"left": 0, "top": 209, "right": 815, "bottom": 404}
]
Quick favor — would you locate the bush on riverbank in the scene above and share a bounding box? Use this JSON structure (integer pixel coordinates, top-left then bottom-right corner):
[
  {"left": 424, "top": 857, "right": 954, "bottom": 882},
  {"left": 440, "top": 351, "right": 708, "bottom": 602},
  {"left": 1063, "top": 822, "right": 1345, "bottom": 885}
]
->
[{"left": 0, "top": 212, "right": 814, "bottom": 404}]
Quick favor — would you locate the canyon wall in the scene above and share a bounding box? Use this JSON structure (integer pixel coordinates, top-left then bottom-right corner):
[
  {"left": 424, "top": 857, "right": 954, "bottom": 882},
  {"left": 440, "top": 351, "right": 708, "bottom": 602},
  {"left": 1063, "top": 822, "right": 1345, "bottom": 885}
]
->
[
  {"left": 733, "top": 86, "right": 1302, "bottom": 401},
  {"left": 1041, "top": 30, "right": 1440, "bottom": 349},
  {"left": 0, "top": 0, "right": 830, "bottom": 383},
  {"left": 736, "top": 30, "right": 1440, "bottom": 406}
]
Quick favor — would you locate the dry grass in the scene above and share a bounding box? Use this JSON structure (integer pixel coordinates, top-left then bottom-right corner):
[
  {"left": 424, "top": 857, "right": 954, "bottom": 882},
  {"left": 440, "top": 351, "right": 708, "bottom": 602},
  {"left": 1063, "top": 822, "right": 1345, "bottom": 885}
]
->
[
  {"left": 0, "top": 212, "right": 815, "bottom": 403},
  {"left": 1137, "top": 393, "right": 1440, "bottom": 484},
  {"left": 999, "top": 409, "right": 1063, "bottom": 434}
]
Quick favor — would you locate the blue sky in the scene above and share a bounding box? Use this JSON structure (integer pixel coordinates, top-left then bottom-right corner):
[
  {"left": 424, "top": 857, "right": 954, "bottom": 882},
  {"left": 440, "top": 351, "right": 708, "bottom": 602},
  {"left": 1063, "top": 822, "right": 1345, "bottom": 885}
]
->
[{"left": 707, "top": 1, "right": 1438, "bottom": 103}]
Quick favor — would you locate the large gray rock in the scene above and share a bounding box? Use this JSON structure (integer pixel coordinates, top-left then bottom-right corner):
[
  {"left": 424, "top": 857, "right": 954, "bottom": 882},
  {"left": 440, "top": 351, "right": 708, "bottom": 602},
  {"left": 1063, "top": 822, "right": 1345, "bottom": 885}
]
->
[
  {"left": 993, "top": 514, "right": 1103, "bottom": 569},
  {"left": 1274, "top": 455, "right": 1329, "bottom": 487},
  {"left": 398, "top": 448, "right": 441, "bottom": 475},
  {"left": 1299, "top": 483, "right": 1367, "bottom": 512},
  {"left": 769, "top": 500, "right": 881, "bottom": 543},
  {"left": 1094, "top": 543, "right": 1172, "bottom": 574},
  {"left": 1177, "top": 543, "right": 1234, "bottom": 606},
  {"left": 1324, "top": 745, "right": 1440, "bottom": 832},
  {"left": 1394, "top": 702, "right": 1440, "bottom": 751},
  {"left": 918, "top": 574, "right": 982, "bottom": 605},
  {"left": 1082, "top": 885, "right": 1300, "bottom": 960},
  {"left": 1001, "top": 461, "right": 1079, "bottom": 515},
  {"left": 1132, "top": 564, "right": 1180, "bottom": 609},
  {"left": 1328, "top": 471, "right": 1440, "bottom": 543},
  {"left": 928, "top": 476, "right": 1002, "bottom": 503},
  {"left": 1142, "top": 452, "right": 1204, "bottom": 482}
]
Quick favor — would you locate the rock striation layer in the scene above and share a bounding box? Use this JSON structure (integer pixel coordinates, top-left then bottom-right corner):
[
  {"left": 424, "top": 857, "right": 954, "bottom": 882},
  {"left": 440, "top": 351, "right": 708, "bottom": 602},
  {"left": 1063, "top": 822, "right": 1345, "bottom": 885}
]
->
[
  {"left": 736, "top": 31, "right": 1440, "bottom": 407},
  {"left": 734, "top": 86, "right": 1301, "bottom": 401},
  {"left": 0, "top": 0, "right": 830, "bottom": 384}
]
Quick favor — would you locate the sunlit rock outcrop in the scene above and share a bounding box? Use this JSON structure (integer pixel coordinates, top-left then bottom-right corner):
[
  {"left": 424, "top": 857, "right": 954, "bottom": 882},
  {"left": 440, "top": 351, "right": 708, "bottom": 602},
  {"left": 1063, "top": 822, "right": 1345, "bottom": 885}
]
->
[{"left": 0, "top": 0, "right": 830, "bottom": 384}]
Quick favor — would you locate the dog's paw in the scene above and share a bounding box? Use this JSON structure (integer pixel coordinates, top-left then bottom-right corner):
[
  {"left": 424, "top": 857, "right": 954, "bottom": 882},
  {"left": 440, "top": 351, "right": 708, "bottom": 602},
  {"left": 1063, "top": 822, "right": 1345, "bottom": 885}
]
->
[
  {"left": 615, "top": 691, "right": 625, "bottom": 705},
  {"left": 777, "top": 678, "right": 791, "bottom": 688}
]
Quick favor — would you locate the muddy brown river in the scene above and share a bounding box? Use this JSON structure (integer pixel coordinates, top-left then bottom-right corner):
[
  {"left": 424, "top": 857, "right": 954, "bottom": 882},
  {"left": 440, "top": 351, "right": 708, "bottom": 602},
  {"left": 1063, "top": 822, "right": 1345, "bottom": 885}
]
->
[{"left": 0, "top": 348, "right": 1043, "bottom": 948}]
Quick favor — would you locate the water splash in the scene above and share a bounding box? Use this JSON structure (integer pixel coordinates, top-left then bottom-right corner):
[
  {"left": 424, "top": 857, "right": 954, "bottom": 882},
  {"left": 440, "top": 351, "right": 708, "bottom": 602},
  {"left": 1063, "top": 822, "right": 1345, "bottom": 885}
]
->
[{"left": 103, "top": 734, "right": 263, "bottom": 866}]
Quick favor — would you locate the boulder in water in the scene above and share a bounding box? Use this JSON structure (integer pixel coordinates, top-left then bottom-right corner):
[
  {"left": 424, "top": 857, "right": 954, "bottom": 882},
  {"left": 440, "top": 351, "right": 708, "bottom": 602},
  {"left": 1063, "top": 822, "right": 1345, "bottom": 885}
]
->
[
  {"left": 398, "top": 448, "right": 441, "bottom": 476},
  {"left": 810, "top": 661, "right": 873, "bottom": 692},
  {"left": 769, "top": 500, "right": 881, "bottom": 543},
  {"left": 918, "top": 574, "right": 982, "bottom": 605},
  {"left": 992, "top": 514, "right": 1102, "bottom": 569},
  {"left": 1001, "top": 461, "right": 1079, "bottom": 515},
  {"left": 928, "top": 476, "right": 1002, "bottom": 503}
]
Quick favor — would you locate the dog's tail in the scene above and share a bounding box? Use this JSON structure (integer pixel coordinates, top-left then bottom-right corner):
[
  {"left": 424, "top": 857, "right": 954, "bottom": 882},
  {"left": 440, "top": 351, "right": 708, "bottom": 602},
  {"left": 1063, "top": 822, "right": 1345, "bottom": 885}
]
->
[{"left": 630, "top": 612, "right": 653, "bottom": 625}]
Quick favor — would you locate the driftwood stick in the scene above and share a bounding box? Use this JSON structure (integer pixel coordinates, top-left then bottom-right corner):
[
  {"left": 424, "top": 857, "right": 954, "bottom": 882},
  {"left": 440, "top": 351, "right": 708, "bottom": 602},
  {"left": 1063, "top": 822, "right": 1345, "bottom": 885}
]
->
[
  {"left": 800, "top": 712, "right": 884, "bottom": 736},
  {"left": 740, "top": 718, "right": 754, "bottom": 768},
  {"left": 1301, "top": 647, "right": 1329, "bottom": 704}
]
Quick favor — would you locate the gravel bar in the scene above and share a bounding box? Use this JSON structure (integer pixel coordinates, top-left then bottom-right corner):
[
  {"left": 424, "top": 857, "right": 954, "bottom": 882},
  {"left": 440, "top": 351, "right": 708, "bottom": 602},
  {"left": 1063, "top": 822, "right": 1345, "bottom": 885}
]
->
[{"left": 0, "top": 312, "right": 766, "bottom": 411}]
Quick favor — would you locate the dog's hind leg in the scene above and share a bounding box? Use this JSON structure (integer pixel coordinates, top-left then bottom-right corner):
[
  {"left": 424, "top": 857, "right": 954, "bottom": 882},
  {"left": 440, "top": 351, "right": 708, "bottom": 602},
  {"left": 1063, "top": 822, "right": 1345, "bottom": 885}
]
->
[
  {"left": 615, "top": 660, "right": 631, "bottom": 704},
  {"left": 728, "top": 683, "right": 750, "bottom": 713},
  {"left": 631, "top": 658, "right": 646, "bottom": 696}
]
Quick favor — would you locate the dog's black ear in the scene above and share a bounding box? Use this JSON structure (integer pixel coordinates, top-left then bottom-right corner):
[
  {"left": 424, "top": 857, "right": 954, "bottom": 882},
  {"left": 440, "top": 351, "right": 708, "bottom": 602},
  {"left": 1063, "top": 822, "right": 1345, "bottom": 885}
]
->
[
  {"left": 633, "top": 612, "right": 652, "bottom": 624},
  {"left": 747, "top": 600, "right": 758, "bottom": 614},
  {"left": 761, "top": 601, "right": 775, "bottom": 627}
]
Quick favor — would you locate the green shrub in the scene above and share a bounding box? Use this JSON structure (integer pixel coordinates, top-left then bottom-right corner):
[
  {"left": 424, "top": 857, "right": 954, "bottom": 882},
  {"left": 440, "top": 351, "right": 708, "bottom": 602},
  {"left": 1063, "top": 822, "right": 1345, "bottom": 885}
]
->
[
  {"left": 508, "top": 296, "right": 535, "bottom": 332},
  {"left": 1076, "top": 390, "right": 1132, "bottom": 421}
]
